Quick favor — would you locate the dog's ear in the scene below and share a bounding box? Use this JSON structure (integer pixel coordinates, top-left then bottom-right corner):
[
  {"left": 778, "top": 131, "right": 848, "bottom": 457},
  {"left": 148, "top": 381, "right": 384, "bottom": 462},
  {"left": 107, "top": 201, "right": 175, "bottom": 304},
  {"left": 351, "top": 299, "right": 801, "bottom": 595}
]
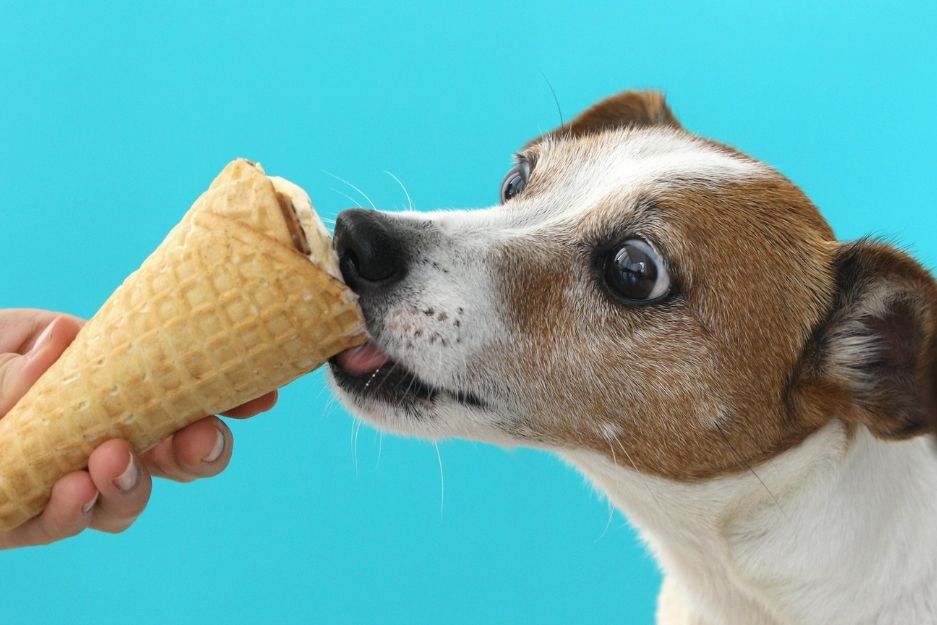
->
[
  {"left": 559, "top": 91, "right": 681, "bottom": 139},
  {"left": 806, "top": 240, "right": 937, "bottom": 438}
]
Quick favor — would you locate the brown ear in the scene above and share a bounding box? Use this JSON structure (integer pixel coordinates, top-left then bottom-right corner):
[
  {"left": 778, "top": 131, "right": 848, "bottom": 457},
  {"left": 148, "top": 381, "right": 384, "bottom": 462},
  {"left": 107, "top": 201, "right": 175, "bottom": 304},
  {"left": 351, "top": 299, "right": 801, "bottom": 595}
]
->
[
  {"left": 557, "top": 91, "right": 681, "bottom": 139},
  {"left": 809, "top": 240, "right": 937, "bottom": 438}
]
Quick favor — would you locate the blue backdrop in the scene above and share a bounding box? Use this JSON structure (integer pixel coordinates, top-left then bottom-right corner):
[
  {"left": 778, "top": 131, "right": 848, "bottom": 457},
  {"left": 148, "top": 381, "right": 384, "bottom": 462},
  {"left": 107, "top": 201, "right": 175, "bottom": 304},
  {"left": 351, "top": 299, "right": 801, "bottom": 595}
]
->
[{"left": 1, "top": 2, "right": 935, "bottom": 623}]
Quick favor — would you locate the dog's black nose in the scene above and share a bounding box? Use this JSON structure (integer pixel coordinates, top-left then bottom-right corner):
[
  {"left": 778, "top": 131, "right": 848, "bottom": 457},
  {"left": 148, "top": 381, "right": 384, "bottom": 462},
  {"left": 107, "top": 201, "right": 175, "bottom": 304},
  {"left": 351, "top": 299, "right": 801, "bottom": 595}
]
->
[{"left": 334, "top": 208, "right": 408, "bottom": 292}]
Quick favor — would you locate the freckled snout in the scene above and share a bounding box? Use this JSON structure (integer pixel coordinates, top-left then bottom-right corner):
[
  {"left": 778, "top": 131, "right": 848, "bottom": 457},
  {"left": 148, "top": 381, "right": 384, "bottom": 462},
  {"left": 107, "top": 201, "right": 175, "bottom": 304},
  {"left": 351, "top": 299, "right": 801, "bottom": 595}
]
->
[
  {"left": 329, "top": 205, "right": 496, "bottom": 423},
  {"left": 333, "top": 208, "right": 408, "bottom": 294}
]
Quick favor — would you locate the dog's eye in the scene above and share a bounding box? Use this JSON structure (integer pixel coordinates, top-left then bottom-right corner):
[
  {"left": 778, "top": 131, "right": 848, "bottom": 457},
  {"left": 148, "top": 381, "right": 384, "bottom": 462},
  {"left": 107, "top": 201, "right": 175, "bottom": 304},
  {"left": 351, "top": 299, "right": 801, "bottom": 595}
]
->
[
  {"left": 602, "top": 240, "right": 672, "bottom": 304},
  {"left": 500, "top": 161, "right": 531, "bottom": 203}
]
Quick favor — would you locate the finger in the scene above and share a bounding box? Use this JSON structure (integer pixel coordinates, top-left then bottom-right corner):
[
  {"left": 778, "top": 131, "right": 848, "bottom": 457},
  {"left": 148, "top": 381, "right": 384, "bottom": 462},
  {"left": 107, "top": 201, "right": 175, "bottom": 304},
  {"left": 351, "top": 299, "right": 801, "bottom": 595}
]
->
[
  {"left": 0, "top": 316, "right": 84, "bottom": 416},
  {"left": 86, "top": 440, "right": 153, "bottom": 534},
  {"left": 221, "top": 390, "right": 278, "bottom": 419},
  {"left": 140, "top": 417, "right": 232, "bottom": 482},
  {"left": 0, "top": 471, "right": 98, "bottom": 549},
  {"left": 0, "top": 309, "right": 85, "bottom": 353}
]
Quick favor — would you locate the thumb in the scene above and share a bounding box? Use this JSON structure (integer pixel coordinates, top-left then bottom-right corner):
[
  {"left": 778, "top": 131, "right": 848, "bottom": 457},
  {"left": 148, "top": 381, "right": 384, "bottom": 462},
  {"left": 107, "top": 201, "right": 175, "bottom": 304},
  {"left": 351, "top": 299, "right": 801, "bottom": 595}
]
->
[{"left": 0, "top": 318, "right": 81, "bottom": 417}]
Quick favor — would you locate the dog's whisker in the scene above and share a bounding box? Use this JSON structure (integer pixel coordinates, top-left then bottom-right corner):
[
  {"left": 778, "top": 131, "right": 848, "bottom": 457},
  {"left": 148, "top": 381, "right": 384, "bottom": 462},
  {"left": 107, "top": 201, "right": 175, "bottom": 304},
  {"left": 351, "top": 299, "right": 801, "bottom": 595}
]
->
[
  {"left": 322, "top": 394, "right": 336, "bottom": 416},
  {"left": 613, "top": 436, "right": 667, "bottom": 517},
  {"left": 330, "top": 187, "right": 363, "bottom": 209},
  {"left": 349, "top": 415, "right": 360, "bottom": 475},
  {"left": 396, "top": 372, "right": 420, "bottom": 413},
  {"left": 383, "top": 170, "right": 414, "bottom": 212},
  {"left": 313, "top": 378, "right": 330, "bottom": 402},
  {"left": 316, "top": 388, "right": 340, "bottom": 430},
  {"left": 593, "top": 498, "right": 616, "bottom": 544},
  {"left": 433, "top": 442, "right": 445, "bottom": 520},
  {"left": 375, "top": 431, "right": 384, "bottom": 469},
  {"left": 434, "top": 344, "right": 447, "bottom": 402},
  {"left": 371, "top": 361, "right": 402, "bottom": 395},
  {"left": 712, "top": 422, "right": 789, "bottom": 522},
  {"left": 317, "top": 376, "right": 339, "bottom": 418},
  {"left": 459, "top": 350, "right": 472, "bottom": 405},
  {"left": 353, "top": 417, "right": 365, "bottom": 475},
  {"left": 322, "top": 170, "right": 377, "bottom": 210},
  {"left": 594, "top": 439, "right": 619, "bottom": 543},
  {"left": 539, "top": 71, "right": 564, "bottom": 127}
]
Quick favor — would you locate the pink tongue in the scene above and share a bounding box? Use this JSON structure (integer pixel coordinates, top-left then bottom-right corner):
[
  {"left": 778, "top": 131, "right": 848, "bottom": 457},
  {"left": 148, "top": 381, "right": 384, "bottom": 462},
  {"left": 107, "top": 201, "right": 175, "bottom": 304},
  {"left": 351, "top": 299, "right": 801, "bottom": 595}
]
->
[{"left": 335, "top": 342, "right": 393, "bottom": 376}]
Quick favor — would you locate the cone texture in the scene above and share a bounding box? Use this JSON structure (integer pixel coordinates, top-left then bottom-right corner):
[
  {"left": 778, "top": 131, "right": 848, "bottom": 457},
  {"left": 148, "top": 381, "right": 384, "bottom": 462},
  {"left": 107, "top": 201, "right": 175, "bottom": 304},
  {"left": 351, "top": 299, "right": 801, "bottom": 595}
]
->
[{"left": 0, "top": 160, "right": 366, "bottom": 531}]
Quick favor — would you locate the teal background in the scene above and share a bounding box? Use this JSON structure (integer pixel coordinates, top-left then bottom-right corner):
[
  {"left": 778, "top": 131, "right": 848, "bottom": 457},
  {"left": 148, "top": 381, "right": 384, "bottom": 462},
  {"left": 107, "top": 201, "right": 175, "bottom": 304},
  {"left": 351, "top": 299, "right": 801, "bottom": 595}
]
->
[{"left": 1, "top": 1, "right": 935, "bottom": 623}]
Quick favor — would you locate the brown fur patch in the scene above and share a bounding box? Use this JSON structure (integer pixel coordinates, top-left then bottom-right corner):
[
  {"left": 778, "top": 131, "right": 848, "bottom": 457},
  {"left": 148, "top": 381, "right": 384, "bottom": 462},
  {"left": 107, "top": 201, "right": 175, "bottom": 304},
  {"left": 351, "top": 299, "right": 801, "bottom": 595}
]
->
[{"left": 495, "top": 168, "right": 845, "bottom": 479}]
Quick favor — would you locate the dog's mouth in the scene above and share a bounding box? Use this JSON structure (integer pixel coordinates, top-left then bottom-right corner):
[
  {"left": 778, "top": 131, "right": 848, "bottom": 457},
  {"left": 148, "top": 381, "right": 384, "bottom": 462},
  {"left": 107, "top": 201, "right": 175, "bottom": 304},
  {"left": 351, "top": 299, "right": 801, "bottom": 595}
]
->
[{"left": 329, "top": 342, "right": 487, "bottom": 409}]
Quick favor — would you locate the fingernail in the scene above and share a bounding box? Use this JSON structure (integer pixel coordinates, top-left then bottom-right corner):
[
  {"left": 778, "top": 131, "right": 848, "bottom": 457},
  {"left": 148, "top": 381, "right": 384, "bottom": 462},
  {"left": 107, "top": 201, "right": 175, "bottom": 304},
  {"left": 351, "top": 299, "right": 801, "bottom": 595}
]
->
[
  {"left": 82, "top": 491, "right": 99, "bottom": 514},
  {"left": 26, "top": 321, "right": 56, "bottom": 362},
  {"left": 113, "top": 452, "right": 138, "bottom": 492},
  {"left": 203, "top": 429, "right": 225, "bottom": 463}
]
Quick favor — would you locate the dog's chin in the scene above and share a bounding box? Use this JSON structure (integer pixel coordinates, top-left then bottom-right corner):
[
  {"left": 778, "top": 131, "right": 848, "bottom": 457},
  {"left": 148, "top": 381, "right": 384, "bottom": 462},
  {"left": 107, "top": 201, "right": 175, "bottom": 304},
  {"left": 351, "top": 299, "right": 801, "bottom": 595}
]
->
[{"left": 328, "top": 341, "right": 488, "bottom": 438}]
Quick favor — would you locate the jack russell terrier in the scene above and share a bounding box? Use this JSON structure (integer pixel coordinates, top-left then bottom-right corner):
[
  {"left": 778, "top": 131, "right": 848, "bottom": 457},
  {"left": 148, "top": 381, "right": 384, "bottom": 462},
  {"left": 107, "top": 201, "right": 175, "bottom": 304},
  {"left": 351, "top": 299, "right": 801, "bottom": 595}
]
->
[{"left": 327, "top": 90, "right": 937, "bottom": 625}]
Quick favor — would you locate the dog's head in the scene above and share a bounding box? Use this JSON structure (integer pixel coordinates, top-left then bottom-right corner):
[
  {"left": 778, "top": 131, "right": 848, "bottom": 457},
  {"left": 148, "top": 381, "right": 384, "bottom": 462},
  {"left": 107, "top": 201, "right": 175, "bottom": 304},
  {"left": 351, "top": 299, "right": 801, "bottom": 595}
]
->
[{"left": 329, "top": 91, "right": 937, "bottom": 481}]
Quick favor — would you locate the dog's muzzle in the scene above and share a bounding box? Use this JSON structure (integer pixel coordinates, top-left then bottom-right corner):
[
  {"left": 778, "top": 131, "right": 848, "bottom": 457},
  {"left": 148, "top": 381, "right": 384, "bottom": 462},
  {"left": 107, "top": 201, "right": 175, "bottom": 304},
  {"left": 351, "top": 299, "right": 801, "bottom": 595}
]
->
[{"left": 328, "top": 209, "right": 488, "bottom": 410}]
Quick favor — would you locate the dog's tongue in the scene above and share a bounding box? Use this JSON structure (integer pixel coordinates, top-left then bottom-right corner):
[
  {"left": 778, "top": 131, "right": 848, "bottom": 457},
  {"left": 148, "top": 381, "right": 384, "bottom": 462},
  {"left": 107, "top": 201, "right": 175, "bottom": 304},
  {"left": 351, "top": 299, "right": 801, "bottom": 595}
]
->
[{"left": 335, "top": 342, "right": 393, "bottom": 376}]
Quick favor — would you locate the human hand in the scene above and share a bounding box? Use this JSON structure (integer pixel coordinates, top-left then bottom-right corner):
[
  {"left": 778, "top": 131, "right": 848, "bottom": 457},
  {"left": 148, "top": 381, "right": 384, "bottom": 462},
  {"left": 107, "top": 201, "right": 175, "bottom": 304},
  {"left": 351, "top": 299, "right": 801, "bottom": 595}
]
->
[{"left": 0, "top": 308, "right": 277, "bottom": 548}]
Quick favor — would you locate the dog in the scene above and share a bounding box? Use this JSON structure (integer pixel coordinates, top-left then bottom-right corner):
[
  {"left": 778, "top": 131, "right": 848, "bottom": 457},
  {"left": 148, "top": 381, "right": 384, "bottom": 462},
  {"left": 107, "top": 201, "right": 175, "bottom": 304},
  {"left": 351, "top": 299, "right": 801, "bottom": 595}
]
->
[{"left": 327, "top": 90, "right": 937, "bottom": 624}]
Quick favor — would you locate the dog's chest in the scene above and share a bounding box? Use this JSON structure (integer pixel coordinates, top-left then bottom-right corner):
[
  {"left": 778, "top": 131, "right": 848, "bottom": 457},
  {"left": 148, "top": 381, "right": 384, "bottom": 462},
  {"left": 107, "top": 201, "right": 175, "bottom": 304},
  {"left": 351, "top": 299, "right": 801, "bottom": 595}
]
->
[{"left": 565, "top": 423, "right": 937, "bottom": 624}]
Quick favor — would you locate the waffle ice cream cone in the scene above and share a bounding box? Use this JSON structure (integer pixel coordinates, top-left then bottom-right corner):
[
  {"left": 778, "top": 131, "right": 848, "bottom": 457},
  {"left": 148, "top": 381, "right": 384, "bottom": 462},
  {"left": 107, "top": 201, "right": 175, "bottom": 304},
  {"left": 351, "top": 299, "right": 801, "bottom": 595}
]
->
[{"left": 0, "top": 159, "right": 366, "bottom": 531}]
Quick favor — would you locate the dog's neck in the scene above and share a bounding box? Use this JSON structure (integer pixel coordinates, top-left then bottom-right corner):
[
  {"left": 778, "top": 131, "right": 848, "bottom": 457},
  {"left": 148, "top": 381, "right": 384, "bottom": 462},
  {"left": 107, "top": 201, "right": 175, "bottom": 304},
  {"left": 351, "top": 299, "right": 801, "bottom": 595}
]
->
[{"left": 563, "top": 421, "right": 937, "bottom": 625}]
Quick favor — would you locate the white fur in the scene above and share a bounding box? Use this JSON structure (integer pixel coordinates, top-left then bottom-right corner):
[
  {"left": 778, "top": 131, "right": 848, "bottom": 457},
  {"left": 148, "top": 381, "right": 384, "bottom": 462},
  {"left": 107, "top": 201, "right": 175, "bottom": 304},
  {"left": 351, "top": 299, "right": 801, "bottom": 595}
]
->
[{"left": 527, "top": 129, "right": 766, "bottom": 225}]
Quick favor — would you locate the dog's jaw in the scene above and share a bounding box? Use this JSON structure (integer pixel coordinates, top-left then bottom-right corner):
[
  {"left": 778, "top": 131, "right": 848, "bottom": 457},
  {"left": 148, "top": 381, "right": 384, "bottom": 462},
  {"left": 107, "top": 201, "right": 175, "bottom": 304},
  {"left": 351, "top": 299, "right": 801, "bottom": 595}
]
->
[{"left": 329, "top": 377, "right": 519, "bottom": 445}]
